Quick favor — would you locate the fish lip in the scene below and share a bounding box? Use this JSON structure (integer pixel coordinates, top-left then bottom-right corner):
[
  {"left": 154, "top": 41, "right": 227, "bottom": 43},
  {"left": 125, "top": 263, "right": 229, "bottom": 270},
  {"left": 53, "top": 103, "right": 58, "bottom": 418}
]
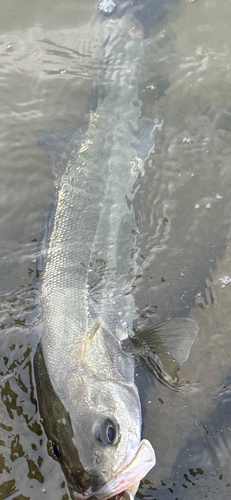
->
[{"left": 73, "top": 439, "right": 155, "bottom": 500}]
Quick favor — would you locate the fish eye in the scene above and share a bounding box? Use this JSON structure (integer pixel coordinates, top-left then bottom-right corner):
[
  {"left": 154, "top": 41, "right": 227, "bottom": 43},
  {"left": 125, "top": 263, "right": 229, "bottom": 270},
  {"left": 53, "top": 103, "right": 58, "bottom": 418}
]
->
[
  {"left": 52, "top": 441, "right": 62, "bottom": 460},
  {"left": 94, "top": 418, "right": 118, "bottom": 446}
]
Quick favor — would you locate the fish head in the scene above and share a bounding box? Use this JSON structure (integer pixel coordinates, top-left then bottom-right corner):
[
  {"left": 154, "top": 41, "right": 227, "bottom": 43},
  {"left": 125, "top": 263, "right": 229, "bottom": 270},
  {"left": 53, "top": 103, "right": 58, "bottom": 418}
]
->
[
  {"left": 35, "top": 325, "right": 156, "bottom": 499},
  {"left": 54, "top": 378, "right": 155, "bottom": 499}
]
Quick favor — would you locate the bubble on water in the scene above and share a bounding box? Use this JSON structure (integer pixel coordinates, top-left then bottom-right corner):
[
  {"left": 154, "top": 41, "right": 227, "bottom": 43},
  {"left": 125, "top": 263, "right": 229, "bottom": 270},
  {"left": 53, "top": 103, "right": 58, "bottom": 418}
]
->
[
  {"left": 146, "top": 84, "right": 156, "bottom": 90},
  {"left": 154, "top": 119, "right": 163, "bottom": 131},
  {"left": 118, "top": 311, "right": 123, "bottom": 317},
  {"left": 219, "top": 276, "right": 231, "bottom": 288},
  {"left": 216, "top": 193, "right": 223, "bottom": 200},
  {"left": 109, "top": 292, "right": 114, "bottom": 298},
  {"left": 122, "top": 322, "right": 128, "bottom": 329},
  {"left": 195, "top": 204, "right": 200, "bottom": 210},
  {"left": 206, "top": 203, "right": 212, "bottom": 209},
  {"left": 98, "top": 0, "right": 116, "bottom": 14}
]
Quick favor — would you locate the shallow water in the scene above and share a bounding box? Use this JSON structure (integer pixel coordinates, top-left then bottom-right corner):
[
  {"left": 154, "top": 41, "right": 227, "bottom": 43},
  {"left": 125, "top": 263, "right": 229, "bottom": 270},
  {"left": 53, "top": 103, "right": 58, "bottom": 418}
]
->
[{"left": 1, "top": 0, "right": 231, "bottom": 499}]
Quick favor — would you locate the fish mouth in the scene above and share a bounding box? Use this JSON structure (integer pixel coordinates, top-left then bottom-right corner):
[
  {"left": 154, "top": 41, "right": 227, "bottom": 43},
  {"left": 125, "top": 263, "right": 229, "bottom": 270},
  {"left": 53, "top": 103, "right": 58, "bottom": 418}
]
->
[
  {"left": 73, "top": 439, "right": 155, "bottom": 500},
  {"left": 107, "top": 490, "right": 134, "bottom": 500}
]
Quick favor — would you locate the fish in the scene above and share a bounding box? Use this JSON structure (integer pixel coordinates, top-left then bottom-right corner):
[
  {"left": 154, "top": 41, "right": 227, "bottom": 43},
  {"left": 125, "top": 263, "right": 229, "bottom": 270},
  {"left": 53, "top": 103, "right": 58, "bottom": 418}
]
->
[{"left": 34, "top": 13, "right": 198, "bottom": 500}]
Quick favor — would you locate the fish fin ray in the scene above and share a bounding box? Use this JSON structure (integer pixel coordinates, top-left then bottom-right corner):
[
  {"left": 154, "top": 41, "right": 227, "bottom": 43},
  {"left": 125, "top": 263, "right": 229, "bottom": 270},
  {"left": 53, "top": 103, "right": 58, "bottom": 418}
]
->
[{"left": 133, "top": 318, "right": 198, "bottom": 389}]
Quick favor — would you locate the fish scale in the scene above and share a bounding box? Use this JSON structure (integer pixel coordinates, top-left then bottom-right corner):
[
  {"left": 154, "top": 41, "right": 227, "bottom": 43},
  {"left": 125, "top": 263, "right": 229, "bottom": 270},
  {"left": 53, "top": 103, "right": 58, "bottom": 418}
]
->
[{"left": 40, "top": 19, "right": 146, "bottom": 389}]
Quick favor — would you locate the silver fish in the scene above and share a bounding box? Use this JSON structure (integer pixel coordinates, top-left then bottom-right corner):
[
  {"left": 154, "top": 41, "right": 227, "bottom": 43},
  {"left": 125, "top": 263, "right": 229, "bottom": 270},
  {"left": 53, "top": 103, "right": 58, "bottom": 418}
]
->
[{"left": 34, "top": 15, "right": 198, "bottom": 500}]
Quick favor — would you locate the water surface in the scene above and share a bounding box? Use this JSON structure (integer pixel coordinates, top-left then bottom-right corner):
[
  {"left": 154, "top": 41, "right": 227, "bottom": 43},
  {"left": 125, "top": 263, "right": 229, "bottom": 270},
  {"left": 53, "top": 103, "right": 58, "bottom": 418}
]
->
[{"left": 1, "top": 1, "right": 231, "bottom": 499}]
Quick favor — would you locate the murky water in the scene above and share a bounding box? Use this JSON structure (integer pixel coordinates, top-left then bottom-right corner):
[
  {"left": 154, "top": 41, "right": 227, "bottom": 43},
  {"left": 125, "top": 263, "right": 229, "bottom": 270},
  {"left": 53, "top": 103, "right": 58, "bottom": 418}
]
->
[{"left": 1, "top": 0, "right": 231, "bottom": 499}]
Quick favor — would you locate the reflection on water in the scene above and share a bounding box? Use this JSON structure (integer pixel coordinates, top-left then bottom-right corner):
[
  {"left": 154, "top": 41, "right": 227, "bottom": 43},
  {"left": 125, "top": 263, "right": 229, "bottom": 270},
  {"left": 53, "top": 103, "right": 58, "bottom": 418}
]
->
[
  {"left": 0, "top": 290, "right": 71, "bottom": 499},
  {"left": 1, "top": 0, "right": 231, "bottom": 499},
  {"left": 137, "top": 376, "right": 231, "bottom": 499}
]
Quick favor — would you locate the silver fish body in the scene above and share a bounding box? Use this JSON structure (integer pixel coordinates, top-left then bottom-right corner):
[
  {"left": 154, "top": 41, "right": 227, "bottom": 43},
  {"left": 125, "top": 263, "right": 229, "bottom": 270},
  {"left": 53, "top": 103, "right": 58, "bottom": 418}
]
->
[{"left": 35, "top": 16, "right": 156, "bottom": 500}]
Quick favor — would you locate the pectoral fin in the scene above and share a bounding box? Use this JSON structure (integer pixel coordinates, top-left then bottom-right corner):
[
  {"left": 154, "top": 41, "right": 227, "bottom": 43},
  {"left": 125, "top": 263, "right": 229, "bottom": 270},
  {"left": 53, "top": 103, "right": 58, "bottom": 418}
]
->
[{"left": 133, "top": 318, "right": 199, "bottom": 390}]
